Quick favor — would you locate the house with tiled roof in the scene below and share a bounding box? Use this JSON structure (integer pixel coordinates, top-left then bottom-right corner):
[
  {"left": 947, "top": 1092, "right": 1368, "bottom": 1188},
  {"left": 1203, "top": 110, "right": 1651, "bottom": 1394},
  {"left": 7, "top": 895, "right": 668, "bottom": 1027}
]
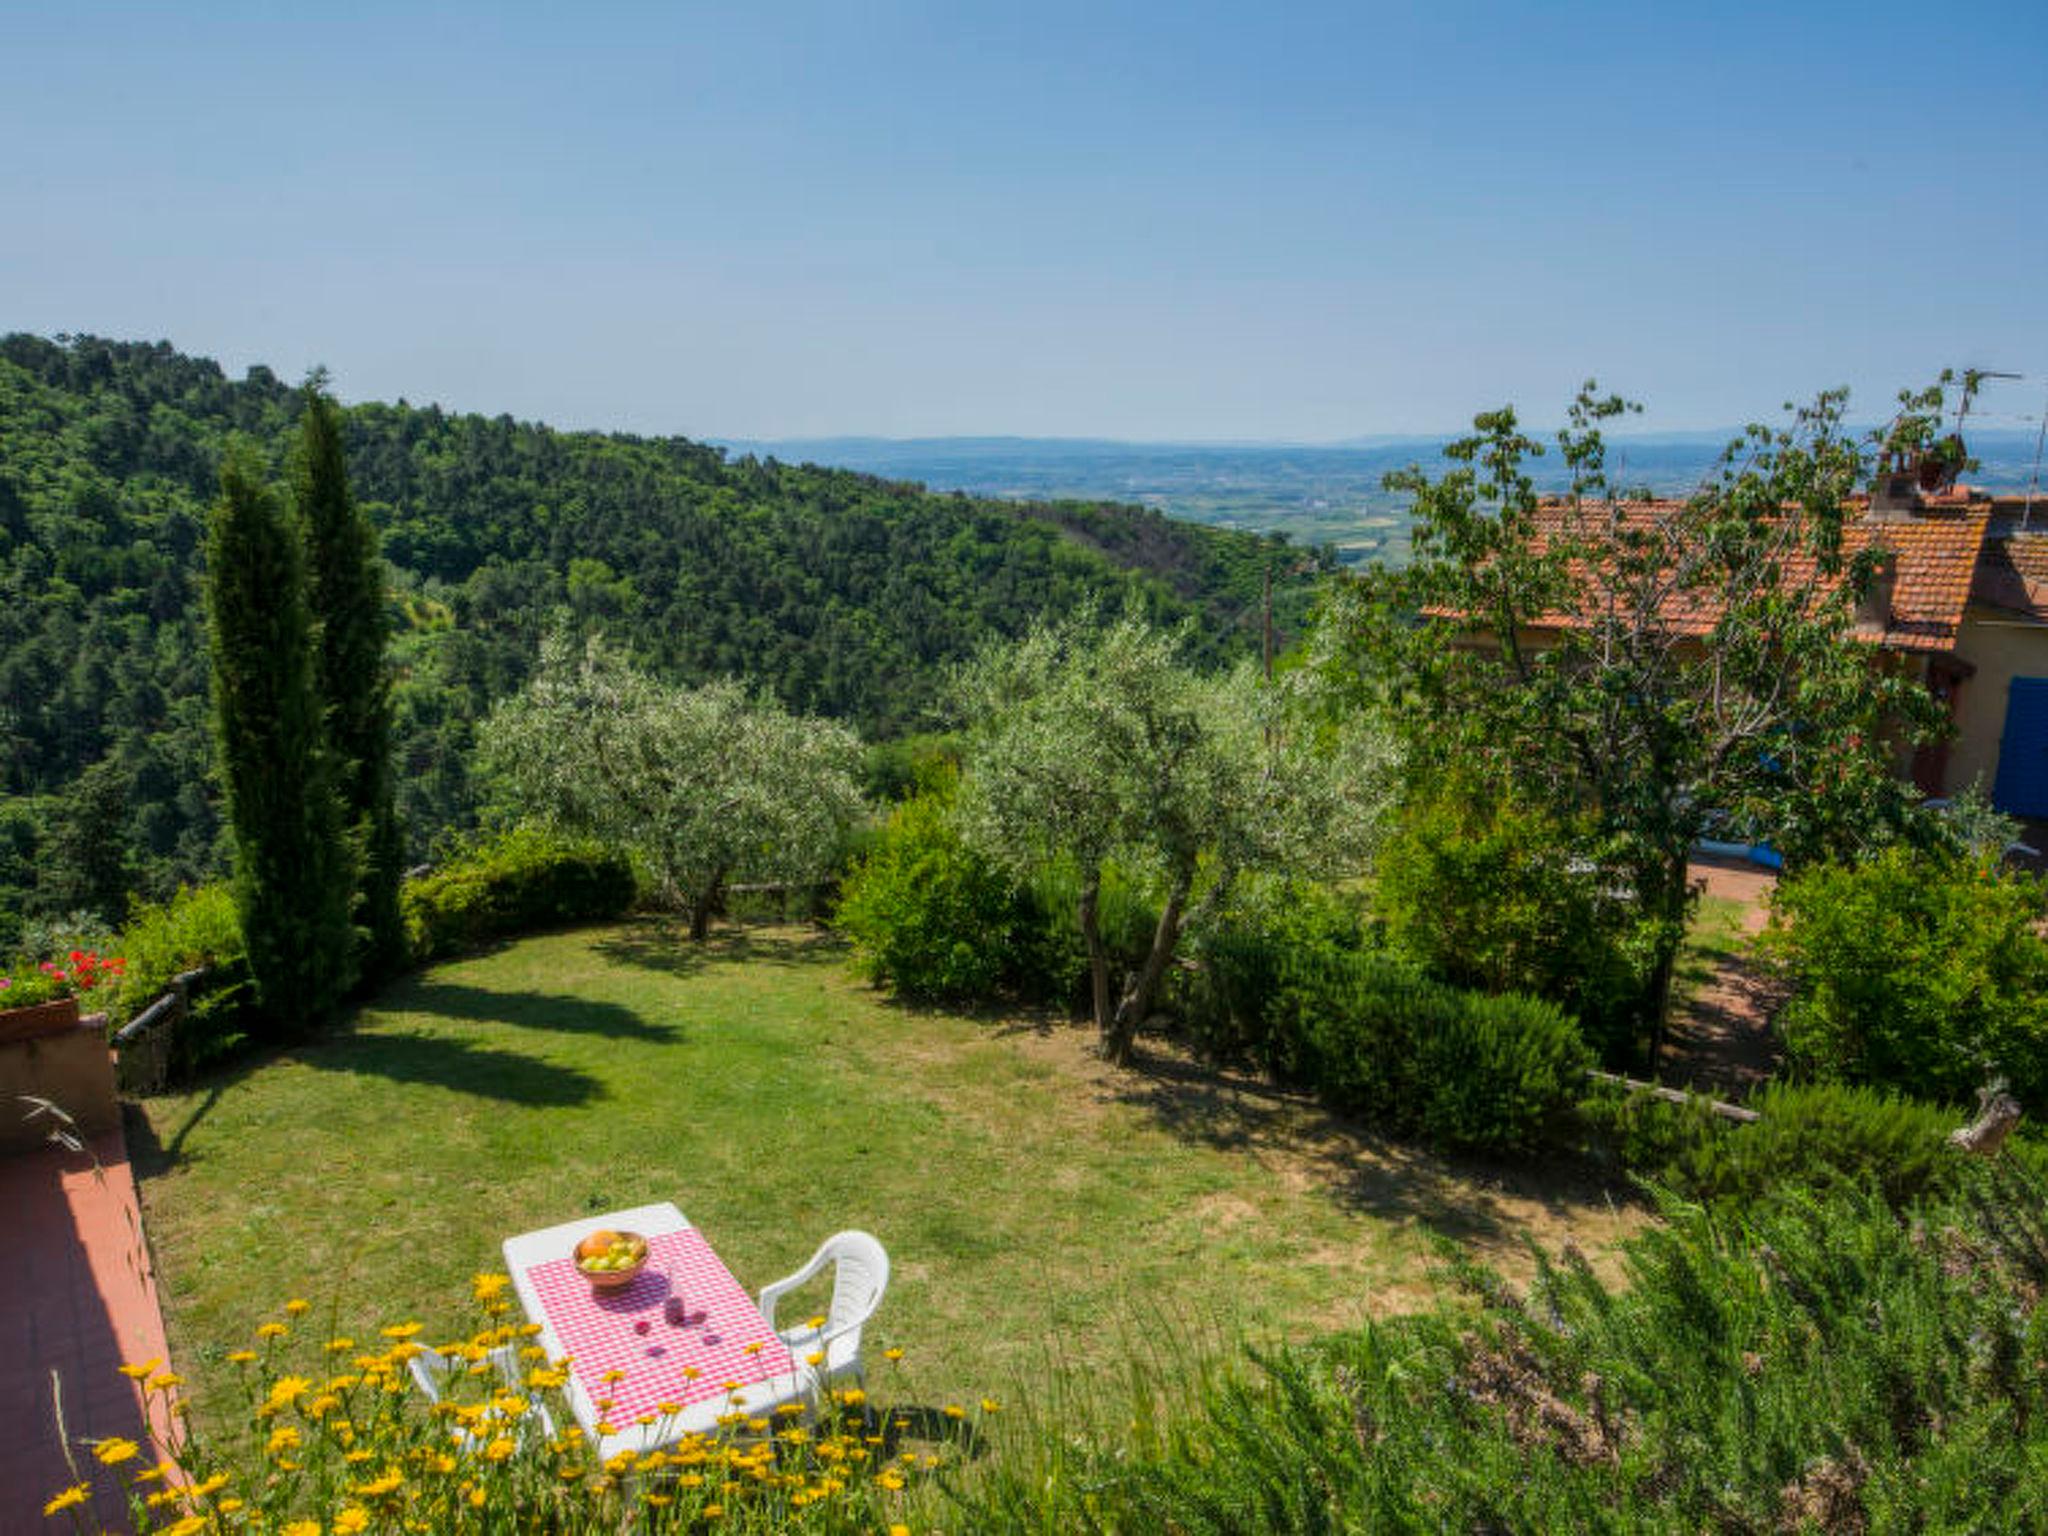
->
[{"left": 1481, "top": 481, "right": 2048, "bottom": 816}]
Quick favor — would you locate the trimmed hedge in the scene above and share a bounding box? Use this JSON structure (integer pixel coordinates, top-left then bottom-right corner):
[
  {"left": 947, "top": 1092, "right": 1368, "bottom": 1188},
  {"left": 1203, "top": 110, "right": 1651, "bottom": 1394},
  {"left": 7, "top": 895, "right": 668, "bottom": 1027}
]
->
[
  {"left": 403, "top": 826, "right": 636, "bottom": 962},
  {"left": 1281, "top": 950, "right": 1591, "bottom": 1153}
]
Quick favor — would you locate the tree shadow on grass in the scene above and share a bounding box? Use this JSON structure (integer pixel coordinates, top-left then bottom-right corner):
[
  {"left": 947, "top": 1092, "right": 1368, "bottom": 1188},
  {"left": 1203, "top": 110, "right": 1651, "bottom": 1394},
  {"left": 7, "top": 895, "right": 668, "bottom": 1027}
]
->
[
  {"left": 378, "top": 979, "right": 677, "bottom": 1043},
  {"left": 593, "top": 919, "right": 847, "bottom": 979},
  {"left": 290, "top": 1027, "right": 606, "bottom": 1107},
  {"left": 128, "top": 1022, "right": 606, "bottom": 1181},
  {"left": 1108, "top": 1040, "right": 1641, "bottom": 1255}
]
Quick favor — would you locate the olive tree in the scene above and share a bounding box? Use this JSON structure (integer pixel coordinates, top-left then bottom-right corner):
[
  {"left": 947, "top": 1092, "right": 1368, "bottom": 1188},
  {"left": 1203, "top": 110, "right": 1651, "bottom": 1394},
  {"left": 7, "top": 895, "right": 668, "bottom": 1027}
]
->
[
  {"left": 478, "top": 634, "right": 865, "bottom": 938},
  {"left": 958, "top": 608, "right": 1394, "bottom": 1064}
]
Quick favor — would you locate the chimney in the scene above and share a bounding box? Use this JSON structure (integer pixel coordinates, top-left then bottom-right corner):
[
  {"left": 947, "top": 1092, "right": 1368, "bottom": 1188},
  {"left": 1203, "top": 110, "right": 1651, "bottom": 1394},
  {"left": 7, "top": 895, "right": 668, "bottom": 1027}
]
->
[{"left": 1857, "top": 546, "right": 1897, "bottom": 632}]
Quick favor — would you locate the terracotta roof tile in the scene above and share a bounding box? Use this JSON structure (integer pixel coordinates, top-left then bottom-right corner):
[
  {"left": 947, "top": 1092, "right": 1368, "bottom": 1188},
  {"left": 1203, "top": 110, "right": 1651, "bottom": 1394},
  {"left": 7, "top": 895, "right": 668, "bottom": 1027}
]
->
[
  {"left": 1483, "top": 499, "right": 1989, "bottom": 655},
  {"left": 1972, "top": 533, "right": 2048, "bottom": 621}
]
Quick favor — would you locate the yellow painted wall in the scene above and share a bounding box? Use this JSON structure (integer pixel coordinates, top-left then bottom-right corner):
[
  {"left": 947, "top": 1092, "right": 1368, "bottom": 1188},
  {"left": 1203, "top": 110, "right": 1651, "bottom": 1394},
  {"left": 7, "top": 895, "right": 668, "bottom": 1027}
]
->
[{"left": 1946, "top": 605, "right": 2048, "bottom": 797}]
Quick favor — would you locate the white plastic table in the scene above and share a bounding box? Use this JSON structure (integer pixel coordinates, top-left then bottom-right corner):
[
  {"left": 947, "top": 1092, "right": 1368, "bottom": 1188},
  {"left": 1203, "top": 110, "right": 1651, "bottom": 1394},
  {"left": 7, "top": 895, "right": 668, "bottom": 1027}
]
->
[{"left": 503, "top": 1202, "right": 807, "bottom": 1459}]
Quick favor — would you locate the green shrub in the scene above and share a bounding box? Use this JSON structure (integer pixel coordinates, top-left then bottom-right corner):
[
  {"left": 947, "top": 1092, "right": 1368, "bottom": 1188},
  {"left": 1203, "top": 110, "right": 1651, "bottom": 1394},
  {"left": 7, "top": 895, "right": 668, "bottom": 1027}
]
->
[
  {"left": 1017, "top": 855, "right": 1156, "bottom": 1011},
  {"left": 1375, "top": 775, "right": 1651, "bottom": 1061},
  {"left": 1264, "top": 948, "right": 1590, "bottom": 1153},
  {"left": 403, "top": 825, "right": 636, "bottom": 962},
  {"left": 834, "top": 776, "right": 1154, "bottom": 1010},
  {"left": 110, "top": 883, "right": 256, "bottom": 1075},
  {"left": 836, "top": 783, "right": 1036, "bottom": 1002},
  {"left": 1175, "top": 878, "right": 1373, "bottom": 1067},
  {"left": 1575, "top": 1077, "right": 1996, "bottom": 1209},
  {"left": 1760, "top": 846, "right": 2048, "bottom": 1107}
]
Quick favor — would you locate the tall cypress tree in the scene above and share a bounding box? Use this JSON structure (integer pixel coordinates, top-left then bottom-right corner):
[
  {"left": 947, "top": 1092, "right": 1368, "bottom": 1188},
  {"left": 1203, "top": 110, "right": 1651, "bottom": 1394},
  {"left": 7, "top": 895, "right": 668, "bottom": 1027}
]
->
[
  {"left": 206, "top": 441, "right": 355, "bottom": 1026},
  {"left": 292, "top": 381, "right": 404, "bottom": 979}
]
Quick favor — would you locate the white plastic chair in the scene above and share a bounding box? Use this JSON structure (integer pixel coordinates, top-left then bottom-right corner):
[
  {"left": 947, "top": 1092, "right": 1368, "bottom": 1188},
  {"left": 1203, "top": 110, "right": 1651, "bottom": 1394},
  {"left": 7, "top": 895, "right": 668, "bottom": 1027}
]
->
[{"left": 757, "top": 1231, "right": 889, "bottom": 1396}]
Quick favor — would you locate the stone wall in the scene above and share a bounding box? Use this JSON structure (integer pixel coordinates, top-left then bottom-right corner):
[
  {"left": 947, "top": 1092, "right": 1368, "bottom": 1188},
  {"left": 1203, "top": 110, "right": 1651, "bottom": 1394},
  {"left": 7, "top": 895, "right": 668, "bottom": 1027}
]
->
[{"left": 1, "top": 1010, "right": 117, "bottom": 1153}]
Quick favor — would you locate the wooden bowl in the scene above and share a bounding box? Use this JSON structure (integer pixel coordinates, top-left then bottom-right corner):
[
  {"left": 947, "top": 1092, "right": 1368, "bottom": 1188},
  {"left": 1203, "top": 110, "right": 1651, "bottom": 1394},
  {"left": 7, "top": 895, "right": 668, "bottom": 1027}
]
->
[{"left": 574, "top": 1230, "right": 650, "bottom": 1290}]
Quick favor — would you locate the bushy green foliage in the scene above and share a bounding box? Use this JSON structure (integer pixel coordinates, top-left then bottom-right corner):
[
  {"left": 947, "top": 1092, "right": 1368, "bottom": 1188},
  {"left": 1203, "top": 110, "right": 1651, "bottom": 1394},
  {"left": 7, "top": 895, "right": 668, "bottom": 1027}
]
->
[
  {"left": 1375, "top": 775, "right": 1649, "bottom": 1061},
  {"left": 1175, "top": 878, "right": 1374, "bottom": 1068},
  {"left": 110, "top": 882, "right": 255, "bottom": 1074},
  {"left": 1575, "top": 1078, "right": 2005, "bottom": 1210},
  {"left": 1760, "top": 846, "right": 2048, "bottom": 1106},
  {"left": 112, "top": 883, "right": 243, "bottom": 1021},
  {"left": 1275, "top": 949, "right": 1590, "bottom": 1152},
  {"left": 963, "top": 1163, "right": 2048, "bottom": 1532},
  {"left": 837, "top": 779, "right": 1035, "bottom": 1002},
  {"left": 401, "top": 825, "right": 635, "bottom": 962},
  {"left": 836, "top": 777, "right": 1156, "bottom": 1011}
]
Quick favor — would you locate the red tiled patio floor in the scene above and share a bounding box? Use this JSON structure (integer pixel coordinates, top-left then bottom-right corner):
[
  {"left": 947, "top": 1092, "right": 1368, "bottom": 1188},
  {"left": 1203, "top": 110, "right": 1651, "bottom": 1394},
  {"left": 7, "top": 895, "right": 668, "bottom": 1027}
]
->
[{"left": 0, "top": 1121, "right": 175, "bottom": 1536}]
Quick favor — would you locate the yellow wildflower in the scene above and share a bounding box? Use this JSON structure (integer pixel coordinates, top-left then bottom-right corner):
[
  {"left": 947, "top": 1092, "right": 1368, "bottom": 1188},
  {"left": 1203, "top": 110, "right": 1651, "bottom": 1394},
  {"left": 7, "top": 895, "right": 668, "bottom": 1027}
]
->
[
  {"left": 483, "top": 1437, "right": 517, "bottom": 1462},
  {"left": 93, "top": 1436, "right": 140, "bottom": 1465},
  {"left": 191, "top": 1471, "right": 230, "bottom": 1497},
  {"left": 982, "top": 1397, "right": 1002, "bottom": 1413},
  {"left": 472, "top": 1272, "right": 510, "bottom": 1301},
  {"left": 325, "top": 1337, "right": 356, "bottom": 1353},
  {"left": 285, "top": 1297, "right": 311, "bottom": 1315},
  {"left": 380, "top": 1321, "right": 423, "bottom": 1340},
  {"left": 226, "top": 1349, "right": 258, "bottom": 1364},
  {"left": 891, "top": 1527, "right": 911, "bottom": 1536},
  {"left": 118, "top": 1357, "right": 162, "bottom": 1379},
  {"left": 283, "top": 1523, "right": 322, "bottom": 1536},
  {"left": 161, "top": 1518, "right": 208, "bottom": 1536},
  {"left": 334, "top": 1509, "right": 370, "bottom": 1535},
  {"left": 943, "top": 1403, "right": 965, "bottom": 1419},
  {"left": 256, "top": 1322, "right": 288, "bottom": 1339},
  {"left": 145, "top": 1371, "right": 184, "bottom": 1391},
  {"left": 356, "top": 1471, "right": 404, "bottom": 1496},
  {"left": 43, "top": 1485, "right": 89, "bottom": 1516},
  {"left": 883, "top": 1346, "right": 904, "bottom": 1361}
]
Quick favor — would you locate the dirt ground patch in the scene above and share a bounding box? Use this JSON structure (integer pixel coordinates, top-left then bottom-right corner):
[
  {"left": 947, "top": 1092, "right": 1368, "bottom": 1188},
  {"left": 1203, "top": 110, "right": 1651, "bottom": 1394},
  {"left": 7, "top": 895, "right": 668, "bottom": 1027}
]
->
[{"left": 1665, "top": 855, "right": 1782, "bottom": 1097}]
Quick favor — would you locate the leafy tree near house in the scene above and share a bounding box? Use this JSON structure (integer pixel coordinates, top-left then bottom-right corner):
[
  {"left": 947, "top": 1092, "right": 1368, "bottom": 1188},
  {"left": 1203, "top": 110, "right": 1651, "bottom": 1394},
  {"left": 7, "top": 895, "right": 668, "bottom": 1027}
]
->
[
  {"left": 477, "top": 633, "right": 865, "bottom": 940},
  {"left": 957, "top": 606, "right": 1394, "bottom": 1064},
  {"left": 292, "top": 379, "right": 405, "bottom": 980},
  {"left": 205, "top": 441, "right": 355, "bottom": 1026},
  {"left": 1329, "top": 382, "right": 1943, "bottom": 1068}
]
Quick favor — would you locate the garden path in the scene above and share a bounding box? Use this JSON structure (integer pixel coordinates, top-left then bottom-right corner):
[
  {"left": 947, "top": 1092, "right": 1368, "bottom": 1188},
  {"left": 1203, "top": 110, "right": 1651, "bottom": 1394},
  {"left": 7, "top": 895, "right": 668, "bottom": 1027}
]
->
[
  {"left": 0, "top": 1120, "right": 175, "bottom": 1535},
  {"left": 1663, "top": 855, "right": 1780, "bottom": 1097}
]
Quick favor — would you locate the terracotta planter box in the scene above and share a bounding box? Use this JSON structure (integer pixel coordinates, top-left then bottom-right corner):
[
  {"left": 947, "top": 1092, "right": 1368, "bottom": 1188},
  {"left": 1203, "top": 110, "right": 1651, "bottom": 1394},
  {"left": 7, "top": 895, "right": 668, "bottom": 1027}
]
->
[{"left": 0, "top": 996, "right": 82, "bottom": 1044}]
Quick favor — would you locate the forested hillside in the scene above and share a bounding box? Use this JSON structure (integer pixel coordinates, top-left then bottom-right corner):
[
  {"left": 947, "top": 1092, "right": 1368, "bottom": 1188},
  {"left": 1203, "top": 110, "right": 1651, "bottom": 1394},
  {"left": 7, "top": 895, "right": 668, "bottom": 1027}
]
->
[{"left": 0, "top": 334, "right": 1320, "bottom": 936}]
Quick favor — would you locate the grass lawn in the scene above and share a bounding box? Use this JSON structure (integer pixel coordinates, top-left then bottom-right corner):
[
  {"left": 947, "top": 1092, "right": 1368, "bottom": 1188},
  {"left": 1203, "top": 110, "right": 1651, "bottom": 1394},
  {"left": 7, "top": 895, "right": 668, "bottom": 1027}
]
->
[{"left": 134, "top": 922, "right": 1644, "bottom": 1426}]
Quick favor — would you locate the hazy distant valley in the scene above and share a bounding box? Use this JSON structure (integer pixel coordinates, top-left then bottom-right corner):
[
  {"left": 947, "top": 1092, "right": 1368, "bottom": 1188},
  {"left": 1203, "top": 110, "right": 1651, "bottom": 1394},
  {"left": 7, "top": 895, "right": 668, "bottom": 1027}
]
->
[{"left": 736, "top": 430, "right": 2048, "bottom": 568}]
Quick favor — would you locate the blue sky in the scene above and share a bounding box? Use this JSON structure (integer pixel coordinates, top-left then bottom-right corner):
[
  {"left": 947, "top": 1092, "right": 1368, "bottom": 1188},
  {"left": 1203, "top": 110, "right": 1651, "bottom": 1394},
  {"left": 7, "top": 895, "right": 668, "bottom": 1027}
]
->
[{"left": 5, "top": 1, "right": 2045, "bottom": 440}]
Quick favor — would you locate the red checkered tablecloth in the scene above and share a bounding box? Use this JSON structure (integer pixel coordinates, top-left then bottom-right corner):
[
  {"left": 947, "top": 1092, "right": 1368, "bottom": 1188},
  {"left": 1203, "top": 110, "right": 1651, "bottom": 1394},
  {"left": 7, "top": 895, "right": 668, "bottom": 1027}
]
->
[{"left": 523, "top": 1228, "right": 796, "bottom": 1425}]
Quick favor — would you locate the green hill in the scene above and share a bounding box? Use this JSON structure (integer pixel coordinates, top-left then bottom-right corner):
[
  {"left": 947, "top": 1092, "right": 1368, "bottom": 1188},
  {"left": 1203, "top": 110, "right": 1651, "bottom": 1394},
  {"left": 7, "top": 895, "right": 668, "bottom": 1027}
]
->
[{"left": 0, "top": 334, "right": 1323, "bottom": 934}]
